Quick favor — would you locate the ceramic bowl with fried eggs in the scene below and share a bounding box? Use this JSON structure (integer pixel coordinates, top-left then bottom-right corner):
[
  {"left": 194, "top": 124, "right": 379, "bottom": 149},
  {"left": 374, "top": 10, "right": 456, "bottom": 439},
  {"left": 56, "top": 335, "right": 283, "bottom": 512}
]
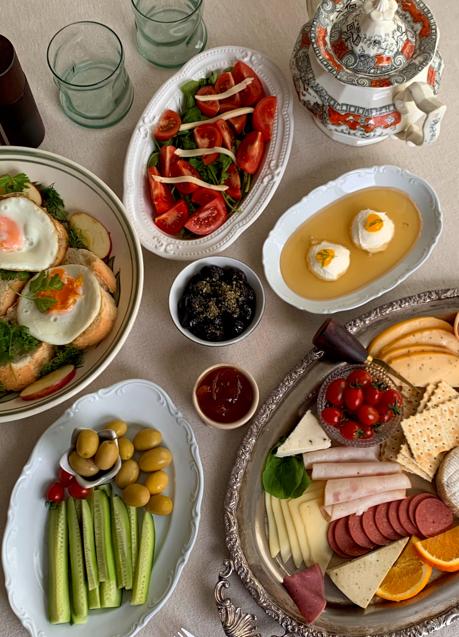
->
[{"left": 351, "top": 209, "right": 395, "bottom": 254}]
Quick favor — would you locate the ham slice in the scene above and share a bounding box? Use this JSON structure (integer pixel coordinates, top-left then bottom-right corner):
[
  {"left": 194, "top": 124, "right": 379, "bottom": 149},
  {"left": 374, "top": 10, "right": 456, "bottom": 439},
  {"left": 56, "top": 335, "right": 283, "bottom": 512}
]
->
[
  {"left": 303, "top": 446, "right": 379, "bottom": 469},
  {"left": 312, "top": 461, "right": 402, "bottom": 481},
  {"left": 324, "top": 473, "right": 411, "bottom": 507},
  {"left": 322, "top": 489, "right": 407, "bottom": 521},
  {"left": 283, "top": 564, "right": 326, "bottom": 623}
]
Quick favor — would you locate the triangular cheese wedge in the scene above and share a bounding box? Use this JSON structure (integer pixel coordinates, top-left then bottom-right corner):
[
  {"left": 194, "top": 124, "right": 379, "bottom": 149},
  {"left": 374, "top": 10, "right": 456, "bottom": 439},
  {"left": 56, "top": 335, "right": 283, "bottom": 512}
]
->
[
  {"left": 327, "top": 538, "right": 409, "bottom": 608},
  {"left": 276, "top": 411, "right": 331, "bottom": 457}
]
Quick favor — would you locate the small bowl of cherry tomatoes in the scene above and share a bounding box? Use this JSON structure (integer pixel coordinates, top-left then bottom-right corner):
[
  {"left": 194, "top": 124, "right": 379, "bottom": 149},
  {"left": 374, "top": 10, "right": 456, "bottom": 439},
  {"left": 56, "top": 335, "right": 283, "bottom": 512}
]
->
[{"left": 316, "top": 364, "right": 403, "bottom": 447}]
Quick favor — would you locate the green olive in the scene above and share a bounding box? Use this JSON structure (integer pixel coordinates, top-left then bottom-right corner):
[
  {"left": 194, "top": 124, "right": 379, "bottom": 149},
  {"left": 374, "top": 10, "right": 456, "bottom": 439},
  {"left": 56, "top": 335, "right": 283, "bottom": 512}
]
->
[
  {"left": 115, "top": 459, "right": 140, "bottom": 489},
  {"left": 94, "top": 440, "right": 119, "bottom": 471},
  {"left": 68, "top": 451, "right": 99, "bottom": 477},
  {"left": 139, "top": 447, "right": 172, "bottom": 473},
  {"left": 75, "top": 429, "right": 99, "bottom": 459},
  {"left": 145, "top": 494, "right": 173, "bottom": 516},
  {"left": 133, "top": 428, "right": 162, "bottom": 451},
  {"left": 145, "top": 470, "right": 169, "bottom": 495},
  {"left": 104, "top": 419, "right": 128, "bottom": 437},
  {"left": 122, "top": 483, "right": 150, "bottom": 508},
  {"left": 118, "top": 437, "right": 134, "bottom": 461}
]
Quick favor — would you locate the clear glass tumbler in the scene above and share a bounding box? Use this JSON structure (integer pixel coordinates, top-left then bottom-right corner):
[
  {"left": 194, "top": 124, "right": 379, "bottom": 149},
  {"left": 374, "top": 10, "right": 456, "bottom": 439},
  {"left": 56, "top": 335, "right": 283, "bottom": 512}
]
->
[
  {"left": 47, "top": 21, "right": 134, "bottom": 128},
  {"left": 131, "top": 0, "right": 207, "bottom": 68}
]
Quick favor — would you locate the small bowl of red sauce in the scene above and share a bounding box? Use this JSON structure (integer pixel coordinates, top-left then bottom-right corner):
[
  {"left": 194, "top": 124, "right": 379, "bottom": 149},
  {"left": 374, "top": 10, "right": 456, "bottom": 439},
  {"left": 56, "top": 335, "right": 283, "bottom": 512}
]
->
[{"left": 192, "top": 364, "right": 259, "bottom": 429}]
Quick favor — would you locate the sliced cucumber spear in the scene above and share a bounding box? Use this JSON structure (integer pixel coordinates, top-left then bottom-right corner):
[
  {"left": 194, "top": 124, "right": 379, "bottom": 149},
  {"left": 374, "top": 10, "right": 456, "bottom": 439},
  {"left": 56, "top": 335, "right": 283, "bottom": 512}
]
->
[
  {"left": 128, "top": 506, "right": 138, "bottom": 572},
  {"left": 81, "top": 499, "right": 99, "bottom": 591},
  {"left": 111, "top": 495, "right": 133, "bottom": 590},
  {"left": 48, "top": 501, "right": 71, "bottom": 624},
  {"left": 67, "top": 497, "right": 88, "bottom": 624},
  {"left": 93, "top": 488, "right": 122, "bottom": 608},
  {"left": 131, "top": 512, "right": 155, "bottom": 606}
]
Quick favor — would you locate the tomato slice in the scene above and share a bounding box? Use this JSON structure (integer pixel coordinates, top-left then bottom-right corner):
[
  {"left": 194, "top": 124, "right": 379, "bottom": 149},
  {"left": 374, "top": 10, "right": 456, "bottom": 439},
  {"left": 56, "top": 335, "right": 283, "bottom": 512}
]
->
[
  {"left": 215, "top": 119, "right": 234, "bottom": 150},
  {"left": 228, "top": 114, "right": 247, "bottom": 135},
  {"left": 185, "top": 198, "right": 228, "bottom": 236},
  {"left": 253, "top": 96, "right": 277, "bottom": 141},
  {"left": 153, "top": 109, "right": 181, "bottom": 141},
  {"left": 191, "top": 188, "right": 225, "bottom": 207},
  {"left": 225, "top": 164, "right": 242, "bottom": 200},
  {"left": 236, "top": 131, "right": 265, "bottom": 175},
  {"left": 147, "top": 166, "right": 175, "bottom": 216},
  {"left": 171, "top": 159, "right": 201, "bottom": 194},
  {"left": 194, "top": 123, "right": 223, "bottom": 165},
  {"left": 159, "top": 145, "right": 177, "bottom": 177},
  {"left": 233, "top": 60, "right": 265, "bottom": 106},
  {"left": 196, "top": 85, "right": 220, "bottom": 118},
  {"left": 155, "top": 200, "right": 189, "bottom": 235},
  {"left": 215, "top": 71, "right": 241, "bottom": 112}
]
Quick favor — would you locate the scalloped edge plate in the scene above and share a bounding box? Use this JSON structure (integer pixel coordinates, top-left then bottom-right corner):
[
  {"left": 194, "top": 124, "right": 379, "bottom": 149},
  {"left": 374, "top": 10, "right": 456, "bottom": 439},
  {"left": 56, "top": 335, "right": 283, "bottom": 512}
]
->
[
  {"left": 2, "top": 379, "right": 204, "bottom": 637},
  {"left": 123, "top": 45, "right": 293, "bottom": 260}
]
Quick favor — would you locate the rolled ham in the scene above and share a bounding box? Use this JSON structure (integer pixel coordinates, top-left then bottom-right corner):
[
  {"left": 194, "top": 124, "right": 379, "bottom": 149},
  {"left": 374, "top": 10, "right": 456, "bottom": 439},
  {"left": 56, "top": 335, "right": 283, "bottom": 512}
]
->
[
  {"left": 322, "top": 489, "right": 407, "bottom": 521},
  {"left": 324, "top": 473, "right": 411, "bottom": 507},
  {"left": 303, "top": 446, "right": 379, "bottom": 469},
  {"left": 312, "top": 461, "right": 402, "bottom": 481}
]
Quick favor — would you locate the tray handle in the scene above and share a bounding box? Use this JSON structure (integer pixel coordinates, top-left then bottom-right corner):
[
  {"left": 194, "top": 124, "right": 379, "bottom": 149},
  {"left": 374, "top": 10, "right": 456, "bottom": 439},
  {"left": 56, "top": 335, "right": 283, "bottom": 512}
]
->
[{"left": 216, "top": 560, "right": 288, "bottom": 637}]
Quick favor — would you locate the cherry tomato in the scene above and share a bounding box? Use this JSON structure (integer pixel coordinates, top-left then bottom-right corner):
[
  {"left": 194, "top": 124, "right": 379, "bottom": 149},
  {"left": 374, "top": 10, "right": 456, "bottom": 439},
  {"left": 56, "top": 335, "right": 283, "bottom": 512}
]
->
[
  {"left": 340, "top": 421, "right": 362, "bottom": 441},
  {"left": 232, "top": 60, "right": 265, "bottom": 106},
  {"left": 185, "top": 198, "right": 228, "bottom": 236},
  {"left": 191, "top": 188, "right": 225, "bottom": 207},
  {"left": 58, "top": 467, "right": 74, "bottom": 487},
  {"left": 346, "top": 369, "right": 372, "bottom": 388},
  {"left": 377, "top": 406, "right": 393, "bottom": 424},
  {"left": 171, "top": 159, "right": 201, "bottom": 194},
  {"left": 153, "top": 109, "right": 181, "bottom": 141},
  {"left": 224, "top": 164, "right": 242, "bottom": 200},
  {"left": 196, "top": 86, "right": 220, "bottom": 118},
  {"left": 46, "top": 481, "right": 65, "bottom": 503},
  {"left": 236, "top": 131, "right": 265, "bottom": 175},
  {"left": 159, "top": 145, "right": 177, "bottom": 178},
  {"left": 228, "top": 114, "right": 247, "bottom": 135},
  {"left": 356, "top": 404, "right": 379, "bottom": 427},
  {"left": 360, "top": 425, "right": 375, "bottom": 440},
  {"left": 215, "top": 119, "right": 234, "bottom": 150},
  {"left": 321, "top": 407, "right": 343, "bottom": 427},
  {"left": 253, "top": 96, "right": 277, "bottom": 141},
  {"left": 379, "top": 388, "right": 403, "bottom": 414},
  {"left": 194, "top": 123, "right": 223, "bottom": 164},
  {"left": 154, "top": 200, "right": 189, "bottom": 235},
  {"left": 147, "top": 166, "right": 175, "bottom": 216},
  {"left": 325, "top": 378, "right": 346, "bottom": 407},
  {"left": 68, "top": 481, "right": 92, "bottom": 500},
  {"left": 343, "top": 386, "right": 364, "bottom": 412},
  {"left": 215, "top": 71, "right": 240, "bottom": 112},
  {"left": 364, "top": 384, "right": 382, "bottom": 406}
]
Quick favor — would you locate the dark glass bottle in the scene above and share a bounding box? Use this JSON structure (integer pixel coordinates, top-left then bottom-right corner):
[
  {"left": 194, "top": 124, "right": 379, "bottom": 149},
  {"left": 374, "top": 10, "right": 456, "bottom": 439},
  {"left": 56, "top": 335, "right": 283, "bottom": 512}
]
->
[{"left": 0, "top": 35, "right": 45, "bottom": 147}]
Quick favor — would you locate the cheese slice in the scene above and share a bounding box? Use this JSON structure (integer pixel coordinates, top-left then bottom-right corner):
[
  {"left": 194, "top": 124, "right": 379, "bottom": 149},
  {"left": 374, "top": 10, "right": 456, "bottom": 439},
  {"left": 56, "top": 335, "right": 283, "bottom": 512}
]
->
[
  {"left": 195, "top": 77, "right": 253, "bottom": 101},
  {"left": 276, "top": 411, "right": 331, "bottom": 458},
  {"left": 174, "top": 147, "right": 236, "bottom": 163},
  {"left": 436, "top": 447, "right": 459, "bottom": 516},
  {"left": 179, "top": 106, "right": 254, "bottom": 131},
  {"left": 149, "top": 174, "right": 228, "bottom": 191},
  {"left": 328, "top": 538, "right": 409, "bottom": 608},
  {"left": 288, "top": 485, "right": 324, "bottom": 566},
  {"left": 300, "top": 500, "right": 332, "bottom": 574},
  {"left": 388, "top": 351, "right": 459, "bottom": 387},
  {"left": 265, "top": 492, "right": 280, "bottom": 558},
  {"left": 280, "top": 498, "right": 303, "bottom": 568},
  {"left": 368, "top": 317, "right": 453, "bottom": 356},
  {"left": 271, "top": 496, "right": 291, "bottom": 564}
]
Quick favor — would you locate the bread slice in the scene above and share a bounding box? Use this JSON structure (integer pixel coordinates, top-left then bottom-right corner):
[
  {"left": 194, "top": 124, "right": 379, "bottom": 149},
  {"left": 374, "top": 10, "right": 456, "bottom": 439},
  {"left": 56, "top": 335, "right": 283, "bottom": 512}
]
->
[
  {"left": 0, "top": 275, "right": 29, "bottom": 316},
  {"left": 0, "top": 341, "right": 55, "bottom": 391},
  {"left": 51, "top": 217, "right": 69, "bottom": 266},
  {"left": 64, "top": 248, "right": 116, "bottom": 293},
  {"left": 72, "top": 285, "right": 117, "bottom": 349}
]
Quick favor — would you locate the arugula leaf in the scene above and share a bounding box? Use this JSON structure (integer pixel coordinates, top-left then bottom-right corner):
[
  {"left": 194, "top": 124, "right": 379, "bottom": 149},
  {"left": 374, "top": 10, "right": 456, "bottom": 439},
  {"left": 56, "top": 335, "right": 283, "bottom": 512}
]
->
[
  {"left": 182, "top": 106, "right": 202, "bottom": 124},
  {"left": 0, "top": 269, "right": 30, "bottom": 282},
  {"left": 25, "top": 271, "right": 64, "bottom": 313},
  {"left": 242, "top": 171, "right": 252, "bottom": 194},
  {"left": 68, "top": 226, "right": 88, "bottom": 250},
  {"left": 0, "top": 321, "right": 40, "bottom": 365},
  {"left": 0, "top": 173, "right": 30, "bottom": 194},
  {"left": 219, "top": 154, "right": 233, "bottom": 184},
  {"left": 41, "top": 345, "right": 83, "bottom": 377},
  {"left": 147, "top": 151, "right": 160, "bottom": 168},
  {"left": 207, "top": 70, "right": 218, "bottom": 85},
  {"left": 180, "top": 79, "right": 200, "bottom": 109},
  {"left": 39, "top": 184, "right": 67, "bottom": 221},
  {"left": 262, "top": 447, "right": 310, "bottom": 499},
  {"left": 180, "top": 133, "right": 197, "bottom": 150}
]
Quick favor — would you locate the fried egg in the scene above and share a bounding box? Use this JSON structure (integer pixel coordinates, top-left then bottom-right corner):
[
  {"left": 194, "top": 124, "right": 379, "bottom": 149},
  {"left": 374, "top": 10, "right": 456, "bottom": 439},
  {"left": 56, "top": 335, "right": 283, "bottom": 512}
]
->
[
  {"left": 0, "top": 195, "right": 61, "bottom": 271},
  {"left": 351, "top": 209, "right": 395, "bottom": 253},
  {"left": 307, "top": 241, "right": 351, "bottom": 281},
  {"left": 17, "top": 264, "right": 101, "bottom": 345}
]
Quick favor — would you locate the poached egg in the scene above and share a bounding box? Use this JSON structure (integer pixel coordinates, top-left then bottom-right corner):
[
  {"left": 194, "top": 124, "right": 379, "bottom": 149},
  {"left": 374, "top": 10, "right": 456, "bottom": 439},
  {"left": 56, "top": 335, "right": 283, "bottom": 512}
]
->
[
  {"left": 351, "top": 209, "right": 395, "bottom": 253},
  {"left": 307, "top": 241, "right": 351, "bottom": 281}
]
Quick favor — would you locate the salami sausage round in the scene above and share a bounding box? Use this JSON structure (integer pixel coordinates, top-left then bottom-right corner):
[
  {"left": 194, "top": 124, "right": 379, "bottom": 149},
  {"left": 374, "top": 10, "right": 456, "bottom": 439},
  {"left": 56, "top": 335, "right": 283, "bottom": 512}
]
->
[
  {"left": 375, "top": 502, "right": 400, "bottom": 540},
  {"left": 397, "top": 497, "right": 418, "bottom": 536},
  {"left": 327, "top": 520, "right": 348, "bottom": 558},
  {"left": 387, "top": 500, "right": 407, "bottom": 538},
  {"left": 408, "top": 493, "right": 433, "bottom": 527},
  {"left": 333, "top": 517, "right": 369, "bottom": 558},
  {"left": 348, "top": 514, "right": 376, "bottom": 550},
  {"left": 362, "top": 507, "right": 390, "bottom": 546},
  {"left": 414, "top": 497, "right": 454, "bottom": 538}
]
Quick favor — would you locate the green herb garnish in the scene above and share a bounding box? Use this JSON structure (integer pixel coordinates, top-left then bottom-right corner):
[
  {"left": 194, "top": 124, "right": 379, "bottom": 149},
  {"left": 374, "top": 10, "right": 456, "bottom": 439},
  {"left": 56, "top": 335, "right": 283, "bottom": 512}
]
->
[
  {"left": 68, "top": 226, "right": 88, "bottom": 250},
  {"left": 24, "top": 271, "right": 64, "bottom": 313},
  {"left": 147, "top": 151, "right": 160, "bottom": 168},
  {"left": 0, "top": 269, "right": 30, "bottom": 282},
  {"left": 41, "top": 345, "right": 83, "bottom": 377},
  {"left": 0, "top": 321, "right": 40, "bottom": 365},
  {"left": 39, "top": 184, "right": 67, "bottom": 221},
  {"left": 262, "top": 445, "right": 310, "bottom": 499},
  {"left": 0, "top": 173, "right": 30, "bottom": 194}
]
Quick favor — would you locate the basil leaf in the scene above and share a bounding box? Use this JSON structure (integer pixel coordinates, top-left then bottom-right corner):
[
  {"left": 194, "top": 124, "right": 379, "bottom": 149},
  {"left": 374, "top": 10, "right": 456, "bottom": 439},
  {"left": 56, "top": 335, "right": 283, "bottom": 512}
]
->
[
  {"left": 262, "top": 449, "right": 309, "bottom": 499},
  {"left": 182, "top": 106, "right": 202, "bottom": 124}
]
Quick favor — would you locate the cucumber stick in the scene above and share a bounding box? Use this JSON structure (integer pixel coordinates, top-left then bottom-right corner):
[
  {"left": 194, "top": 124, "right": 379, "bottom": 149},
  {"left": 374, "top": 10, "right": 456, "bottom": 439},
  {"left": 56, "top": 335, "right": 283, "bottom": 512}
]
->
[
  {"left": 111, "top": 495, "right": 133, "bottom": 590},
  {"left": 128, "top": 506, "right": 138, "bottom": 572},
  {"left": 93, "top": 490, "right": 115, "bottom": 582},
  {"left": 67, "top": 497, "right": 88, "bottom": 624},
  {"left": 47, "top": 501, "right": 71, "bottom": 624},
  {"left": 81, "top": 499, "right": 99, "bottom": 590},
  {"left": 131, "top": 513, "right": 155, "bottom": 606}
]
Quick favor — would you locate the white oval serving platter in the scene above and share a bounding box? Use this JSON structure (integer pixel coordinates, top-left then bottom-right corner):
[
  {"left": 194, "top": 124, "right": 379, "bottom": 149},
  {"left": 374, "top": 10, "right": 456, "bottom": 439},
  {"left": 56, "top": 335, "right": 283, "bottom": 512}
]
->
[
  {"left": 2, "top": 379, "right": 204, "bottom": 637},
  {"left": 262, "top": 165, "right": 443, "bottom": 314},
  {"left": 123, "top": 45, "right": 293, "bottom": 260}
]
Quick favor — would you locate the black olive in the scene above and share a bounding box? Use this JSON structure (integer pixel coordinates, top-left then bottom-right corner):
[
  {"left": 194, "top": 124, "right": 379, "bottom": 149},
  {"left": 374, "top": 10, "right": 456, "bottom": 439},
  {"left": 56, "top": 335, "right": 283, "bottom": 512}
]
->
[
  {"left": 240, "top": 304, "right": 253, "bottom": 323},
  {"left": 200, "top": 265, "right": 225, "bottom": 281},
  {"left": 228, "top": 320, "right": 246, "bottom": 337}
]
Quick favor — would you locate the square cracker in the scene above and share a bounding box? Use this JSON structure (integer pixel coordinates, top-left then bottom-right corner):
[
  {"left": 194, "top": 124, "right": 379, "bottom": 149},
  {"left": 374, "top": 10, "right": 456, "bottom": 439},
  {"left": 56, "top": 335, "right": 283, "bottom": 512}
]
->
[
  {"left": 425, "top": 380, "right": 458, "bottom": 410},
  {"left": 417, "top": 382, "right": 438, "bottom": 414},
  {"left": 396, "top": 445, "right": 433, "bottom": 481}
]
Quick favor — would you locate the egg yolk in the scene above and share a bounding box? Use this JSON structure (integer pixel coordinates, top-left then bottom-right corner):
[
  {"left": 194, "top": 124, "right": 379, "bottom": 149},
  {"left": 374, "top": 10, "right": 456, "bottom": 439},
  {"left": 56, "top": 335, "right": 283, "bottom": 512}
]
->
[
  {"left": 365, "top": 213, "right": 384, "bottom": 233},
  {"left": 0, "top": 216, "right": 23, "bottom": 251},
  {"left": 38, "top": 269, "right": 84, "bottom": 313},
  {"left": 316, "top": 248, "right": 335, "bottom": 268}
]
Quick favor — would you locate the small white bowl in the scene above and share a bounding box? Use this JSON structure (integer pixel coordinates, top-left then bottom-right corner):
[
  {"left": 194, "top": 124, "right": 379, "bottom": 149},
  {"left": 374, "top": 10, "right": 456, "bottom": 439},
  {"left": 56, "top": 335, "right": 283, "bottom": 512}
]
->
[
  {"left": 169, "top": 256, "right": 265, "bottom": 347},
  {"left": 192, "top": 364, "right": 259, "bottom": 430}
]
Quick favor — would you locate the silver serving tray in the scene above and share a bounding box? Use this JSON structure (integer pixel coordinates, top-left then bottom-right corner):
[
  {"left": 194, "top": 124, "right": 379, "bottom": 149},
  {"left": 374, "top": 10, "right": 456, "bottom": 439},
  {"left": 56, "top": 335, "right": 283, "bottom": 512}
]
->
[{"left": 218, "top": 289, "right": 459, "bottom": 637}]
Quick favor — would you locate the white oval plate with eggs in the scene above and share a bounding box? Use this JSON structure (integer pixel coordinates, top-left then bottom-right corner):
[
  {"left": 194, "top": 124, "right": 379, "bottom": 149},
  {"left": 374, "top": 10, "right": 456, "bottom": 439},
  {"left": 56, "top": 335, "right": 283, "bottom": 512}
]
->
[
  {"left": 2, "top": 378, "right": 204, "bottom": 637},
  {"left": 263, "top": 165, "right": 443, "bottom": 314},
  {"left": 123, "top": 45, "right": 293, "bottom": 260},
  {"left": 0, "top": 147, "right": 143, "bottom": 422}
]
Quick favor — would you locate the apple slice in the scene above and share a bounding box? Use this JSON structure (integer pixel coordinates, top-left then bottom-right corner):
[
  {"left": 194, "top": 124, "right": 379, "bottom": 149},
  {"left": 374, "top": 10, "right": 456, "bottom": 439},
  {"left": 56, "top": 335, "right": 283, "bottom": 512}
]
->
[
  {"left": 69, "top": 211, "right": 112, "bottom": 260},
  {"left": 20, "top": 365, "right": 76, "bottom": 401}
]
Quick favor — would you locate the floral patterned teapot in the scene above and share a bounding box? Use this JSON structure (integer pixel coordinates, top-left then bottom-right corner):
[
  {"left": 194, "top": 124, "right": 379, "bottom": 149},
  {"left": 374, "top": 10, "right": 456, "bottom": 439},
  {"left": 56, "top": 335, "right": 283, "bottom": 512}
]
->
[{"left": 291, "top": 0, "right": 446, "bottom": 146}]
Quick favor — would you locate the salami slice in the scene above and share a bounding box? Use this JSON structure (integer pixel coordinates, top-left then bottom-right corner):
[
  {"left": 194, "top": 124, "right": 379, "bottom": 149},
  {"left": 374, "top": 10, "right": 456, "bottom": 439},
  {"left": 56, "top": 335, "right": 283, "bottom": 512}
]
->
[
  {"left": 327, "top": 520, "right": 348, "bottom": 558},
  {"left": 375, "top": 502, "right": 400, "bottom": 540},
  {"left": 333, "top": 518, "right": 369, "bottom": 558},
  {"left": 408, "top": 493, "right": 433, "bottom": 527},
  {"left": 362, "top": 507, "right": 390, "bottom": 546},
  {"left": 348, "top": 514, "right": 376, "bottom": 550},
  {"left": 387, "top": 500, "right": 407, "bottom": 538},
  {"left": 397, "top": 497, "right": 418, "bottom": 536},
  {"left": 414, "top": 497, "right": 454, "bottom": 538}
]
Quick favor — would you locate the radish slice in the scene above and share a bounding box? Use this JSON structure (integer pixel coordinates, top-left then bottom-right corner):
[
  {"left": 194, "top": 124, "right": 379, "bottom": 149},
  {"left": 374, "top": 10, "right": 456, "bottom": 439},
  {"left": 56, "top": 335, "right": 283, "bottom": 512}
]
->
[
  {"left": 174, "top": 147, "right": 236, "bottom": 162},
  {"left": 69, "top": 212, "right": 112, "bottom": 260},
  {"left": 179, "top": 107, "right": 254, "bottom": 131},
  {"left": 195, "top": 78, "right": 253, "bottom": 101},
  {"left": 150, "top": 174, "right": 228, "bottom": 191},
  {"left": 20, "top": 365, "right": 76, "bottom": 401}
]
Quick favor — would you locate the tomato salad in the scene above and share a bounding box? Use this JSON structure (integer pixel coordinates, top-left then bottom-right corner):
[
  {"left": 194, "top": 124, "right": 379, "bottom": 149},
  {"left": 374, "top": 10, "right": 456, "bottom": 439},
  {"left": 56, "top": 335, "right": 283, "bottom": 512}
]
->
[{"left": 147, "top": 60, "right": 277, "bottom": 237}]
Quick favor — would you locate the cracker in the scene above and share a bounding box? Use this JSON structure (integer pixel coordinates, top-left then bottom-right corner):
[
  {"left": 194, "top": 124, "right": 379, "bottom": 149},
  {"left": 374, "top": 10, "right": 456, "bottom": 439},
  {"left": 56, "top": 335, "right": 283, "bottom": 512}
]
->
[
  {"left": 396, "top": 444, "right": 433, "bottom": 481},
  {"left": 426, "top": 380, "right": 458, "bottom": 410},
  {"left": 381, "top": 425, "right": 405, "bottom": 461},
  {"left": 417, "top": 382, "right": 438, "bottom": 413}
]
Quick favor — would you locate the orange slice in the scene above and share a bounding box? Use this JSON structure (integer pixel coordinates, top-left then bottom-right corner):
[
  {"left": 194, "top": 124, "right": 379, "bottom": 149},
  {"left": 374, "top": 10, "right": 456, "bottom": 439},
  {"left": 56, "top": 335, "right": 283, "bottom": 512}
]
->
[
  {"left": 377, "top": 537, "right": 432, "bottom": 602},
  {"left": 415, "top": 525, "right": 459, "bottom": 572}
]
